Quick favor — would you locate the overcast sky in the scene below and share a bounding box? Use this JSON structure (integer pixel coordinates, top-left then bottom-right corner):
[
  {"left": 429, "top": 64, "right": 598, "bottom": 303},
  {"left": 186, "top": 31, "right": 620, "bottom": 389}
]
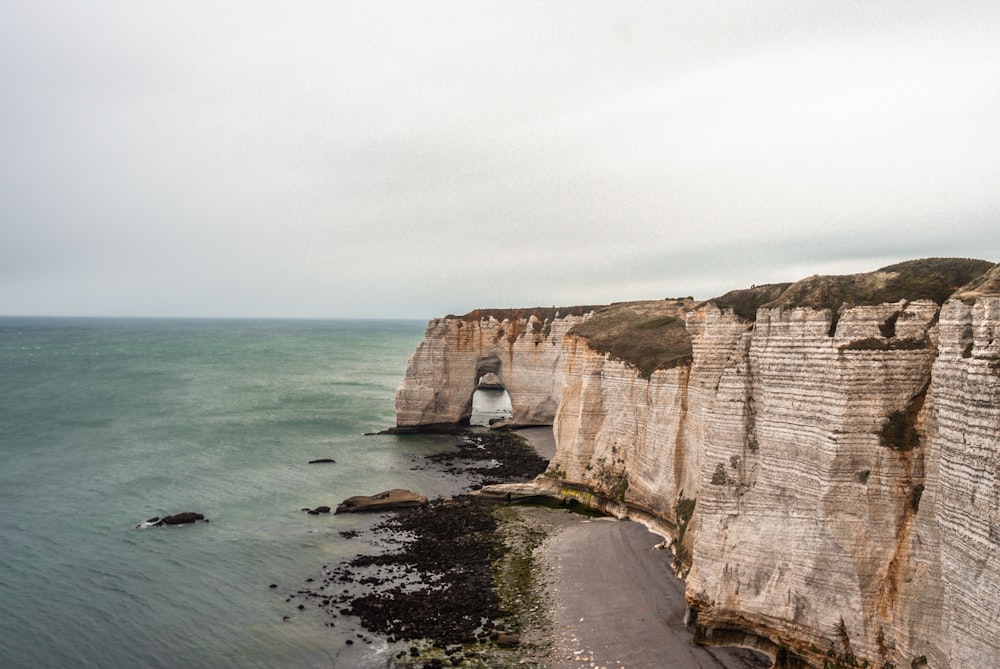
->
[{"left": 1, "top": 1, "right": 998, "bottom": 319}]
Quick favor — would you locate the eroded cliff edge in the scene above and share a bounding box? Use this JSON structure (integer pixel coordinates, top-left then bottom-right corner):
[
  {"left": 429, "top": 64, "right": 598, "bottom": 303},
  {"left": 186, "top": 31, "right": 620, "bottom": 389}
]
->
[{"left": 394, "top": 259, "right": 1000, "bottom": 668}]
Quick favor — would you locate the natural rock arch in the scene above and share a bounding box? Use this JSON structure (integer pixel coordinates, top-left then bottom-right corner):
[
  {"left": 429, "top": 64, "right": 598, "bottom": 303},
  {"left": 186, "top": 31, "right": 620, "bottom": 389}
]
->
[
  {"left": 395, "top": 309, "right": 594, "bottom": 428},
  {"left": 469, "top": 356, "right": 513, "bottom": 425}
]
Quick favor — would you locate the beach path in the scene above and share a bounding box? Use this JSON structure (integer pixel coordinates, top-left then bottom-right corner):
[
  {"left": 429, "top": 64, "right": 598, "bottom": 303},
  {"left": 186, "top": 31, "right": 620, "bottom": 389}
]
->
[{"left": 542, "top": 517, "right": 769, "bottom": 669}]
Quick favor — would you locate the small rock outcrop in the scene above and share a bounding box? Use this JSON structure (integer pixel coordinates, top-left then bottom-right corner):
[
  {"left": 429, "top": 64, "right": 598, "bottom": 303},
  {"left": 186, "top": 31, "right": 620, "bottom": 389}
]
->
[
  {"left": 334, "top": 489, "right": 428, "bottom": 514},
  {"left": 301, "top": 505, "right": 331, "bottom": 515}
]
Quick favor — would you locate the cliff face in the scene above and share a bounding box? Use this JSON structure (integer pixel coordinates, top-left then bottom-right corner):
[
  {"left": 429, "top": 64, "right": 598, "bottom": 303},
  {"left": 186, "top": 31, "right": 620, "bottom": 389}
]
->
[
  {"left": 394, "top": 260, "right": 1000, "bottom": 668},
  {"left": 929, "top": 296, "right": 1000, "bottom": 667},
  {"left": 551, "top": 301, "right": 747, "bottom": 548},
  {"left": 686, "top": 300, "right": 942, "bottom": 667}
]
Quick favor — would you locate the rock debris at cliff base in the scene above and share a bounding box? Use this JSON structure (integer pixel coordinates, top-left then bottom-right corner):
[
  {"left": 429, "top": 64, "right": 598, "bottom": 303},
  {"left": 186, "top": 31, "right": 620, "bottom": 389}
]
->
[
  {"left": 424, "top": 430, "right": 550, "bottom": 486},
  {"left": 280, "top": 429, "right": 556, "bottom": 667},
  {"left": 285, "top": 498, "right": 556, "bottom": 668},
  {"left": 343, "top": 497, "right": 504, "bottom": 645}
]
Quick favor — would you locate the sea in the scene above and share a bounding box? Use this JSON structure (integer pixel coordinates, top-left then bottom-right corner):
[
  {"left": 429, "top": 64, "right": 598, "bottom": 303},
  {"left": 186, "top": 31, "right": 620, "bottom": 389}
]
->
[{"left": 0, "top": 317, "right": 511, "bottom": 669}]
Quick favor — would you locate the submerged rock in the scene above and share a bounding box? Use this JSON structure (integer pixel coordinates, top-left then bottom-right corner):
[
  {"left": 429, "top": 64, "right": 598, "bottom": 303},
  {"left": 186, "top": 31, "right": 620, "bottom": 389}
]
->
[
  {"left": 138, "top": 512, "right": 207, "bottom": 528},
  {"left": 158, "top": 512, "right": 206, "bottom": 526},
  {"left": 334, "top": 489, "right": 427, "bottom": 514}
]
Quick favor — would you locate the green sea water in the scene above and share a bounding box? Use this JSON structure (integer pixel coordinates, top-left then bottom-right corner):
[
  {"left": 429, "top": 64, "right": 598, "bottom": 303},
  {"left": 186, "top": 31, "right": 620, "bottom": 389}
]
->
[{"left": 0, "top": 317, "right": 469, "bottom": 668}]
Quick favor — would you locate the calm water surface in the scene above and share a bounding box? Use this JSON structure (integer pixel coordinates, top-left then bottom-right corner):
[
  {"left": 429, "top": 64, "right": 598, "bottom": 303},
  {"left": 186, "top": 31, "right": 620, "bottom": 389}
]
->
[{"left": 0, "top": 317, "right": 474, "bottom": 668}]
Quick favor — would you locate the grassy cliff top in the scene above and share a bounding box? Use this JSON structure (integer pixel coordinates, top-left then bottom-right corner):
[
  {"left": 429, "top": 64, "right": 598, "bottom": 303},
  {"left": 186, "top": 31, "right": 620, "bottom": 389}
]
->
[
  {"left": 709, "top": 257, "right": 995, "bottom": 321},
  {"left": 564, "top": 258, "right": 993, "bottom": 377},
  {"left": 709, "top": 283, "right": 793, "bottom": 321},
  {"left": 442, "top": 258, "right": 995, "bottom": 378},
  {"left": 566, "top": 299, "right": 694, "bottom": 378},
  {"left": 950, "top": 262, "right": 1000, "bottom": 303}
]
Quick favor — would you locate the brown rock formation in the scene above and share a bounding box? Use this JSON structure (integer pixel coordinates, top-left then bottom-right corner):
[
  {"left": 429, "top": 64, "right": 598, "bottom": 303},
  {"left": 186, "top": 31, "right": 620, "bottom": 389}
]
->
[{"left": 334, "top": 489, "right": 428, "bottom": 514}]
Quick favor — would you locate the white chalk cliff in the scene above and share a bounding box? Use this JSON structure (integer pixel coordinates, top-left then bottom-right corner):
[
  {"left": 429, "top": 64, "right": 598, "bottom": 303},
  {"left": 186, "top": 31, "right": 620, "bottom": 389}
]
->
[{"left": 394, "top": 259, "right": 1000, "bottom": 668}]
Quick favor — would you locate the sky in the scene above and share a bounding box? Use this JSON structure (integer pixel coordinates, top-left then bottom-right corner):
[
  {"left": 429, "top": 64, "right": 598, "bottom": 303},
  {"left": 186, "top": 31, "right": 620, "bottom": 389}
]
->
[{"left": 1, "top": 1, "right": 999, "bottom": 319}]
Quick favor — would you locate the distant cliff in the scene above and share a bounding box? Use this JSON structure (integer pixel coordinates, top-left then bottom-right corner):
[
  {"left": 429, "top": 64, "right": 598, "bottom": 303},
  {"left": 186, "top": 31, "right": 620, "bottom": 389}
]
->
[{"left": 394, "top": 258, "right": 1000, "bottom": 668}]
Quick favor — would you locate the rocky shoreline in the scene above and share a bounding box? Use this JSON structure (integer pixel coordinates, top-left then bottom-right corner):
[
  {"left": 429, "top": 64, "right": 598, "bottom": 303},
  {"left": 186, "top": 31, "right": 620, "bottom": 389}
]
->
[
  {"left": 278, "top": 426, "right": 773, "bottom": 668},
  {"left": 285, "top": 428, "right": 557, "bottom": 668}
]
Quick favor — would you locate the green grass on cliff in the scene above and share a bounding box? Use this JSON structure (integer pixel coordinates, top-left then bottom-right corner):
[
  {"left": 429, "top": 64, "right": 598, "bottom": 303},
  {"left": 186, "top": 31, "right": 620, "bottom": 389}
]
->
[
  {"left": 708, "top": 258, "right": 995, "bottom": 321},
  {"left": 709, "top": 283, "right": 793, "bottom": 321},
  {"left": 773, "top": 257, "right": 994, "bottom": 311},
  {"left": 567, "top": 300, "right": 694, "bottom": 378},
  {"left": 450, "top": 259, "right": 995, "bottom": 377},
  {"left": 875, "top": 258, "right": 995, "bottom": 302},
  {"left": 951, "top": 262, "right": 1000, "bottom": 302}
]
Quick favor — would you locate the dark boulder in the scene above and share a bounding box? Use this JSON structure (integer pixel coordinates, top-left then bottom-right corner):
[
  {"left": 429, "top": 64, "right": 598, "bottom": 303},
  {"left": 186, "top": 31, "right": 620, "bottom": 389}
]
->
[
  {"left": 154, "top": 512, "right": 206, "bottom": 526},
  {"left": 302, "top": 505, "right": 332, "bottom": 514}
]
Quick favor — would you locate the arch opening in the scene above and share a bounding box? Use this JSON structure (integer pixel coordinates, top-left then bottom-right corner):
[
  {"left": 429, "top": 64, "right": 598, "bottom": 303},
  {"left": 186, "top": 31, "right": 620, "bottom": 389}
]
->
[
  {"left": 469, "top": 355, "right": 512, "bottom": 426},
  {"left": 470, "top": 388, "right": 513, "bottom": 426},
  {"left": 470, "top": 372, "right": 513, "bottom": 426}
]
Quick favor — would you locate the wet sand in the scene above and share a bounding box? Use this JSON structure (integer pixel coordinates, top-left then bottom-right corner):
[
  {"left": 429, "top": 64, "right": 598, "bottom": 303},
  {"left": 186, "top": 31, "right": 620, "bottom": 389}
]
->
[
  {"left": 540, "top": 517, "right": 769, "bottom": 669},
  {"left": 516, "top": 426, "right": 558, "bottom": 461},
  {"left": 515, "top": 426, "right": 769, "bottom": 669}
]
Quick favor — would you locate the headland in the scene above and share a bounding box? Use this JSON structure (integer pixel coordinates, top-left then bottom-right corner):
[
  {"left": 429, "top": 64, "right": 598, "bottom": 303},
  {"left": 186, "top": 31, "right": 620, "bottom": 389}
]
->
[{"left": 392, "top": 258, "right": 1000, "bottom": 669}]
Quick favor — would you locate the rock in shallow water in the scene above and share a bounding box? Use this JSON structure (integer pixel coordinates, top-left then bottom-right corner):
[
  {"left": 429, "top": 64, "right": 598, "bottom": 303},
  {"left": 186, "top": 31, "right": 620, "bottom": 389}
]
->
[
  {"left": 158, "top": 512, "right": 206, "bottom": 525},
  {"left": 136, "top": 512, "right": 207, "bottom": 528},
  {"left": 334, "top": 489, "right": 427, "bottom": 514}
]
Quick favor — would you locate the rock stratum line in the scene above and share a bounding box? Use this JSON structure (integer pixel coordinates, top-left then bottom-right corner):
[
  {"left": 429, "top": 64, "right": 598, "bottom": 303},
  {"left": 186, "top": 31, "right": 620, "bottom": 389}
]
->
[{"left": 394, "top": 258, "right": 1000, "bottom": 669}]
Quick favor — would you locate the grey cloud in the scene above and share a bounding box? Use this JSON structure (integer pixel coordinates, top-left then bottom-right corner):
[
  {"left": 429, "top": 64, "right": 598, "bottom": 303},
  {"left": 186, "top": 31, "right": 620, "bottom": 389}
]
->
[{"left": 1, "top": 1, "right": 998, "bottom": 318}]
